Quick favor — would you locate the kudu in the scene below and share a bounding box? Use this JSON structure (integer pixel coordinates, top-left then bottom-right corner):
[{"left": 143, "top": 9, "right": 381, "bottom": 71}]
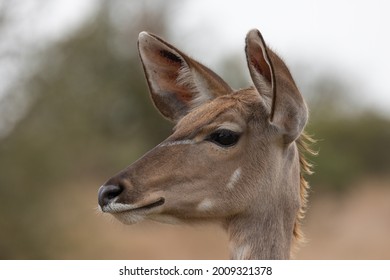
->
[{"left": 98, "top": 29, "right": 313, "bottom": 259}]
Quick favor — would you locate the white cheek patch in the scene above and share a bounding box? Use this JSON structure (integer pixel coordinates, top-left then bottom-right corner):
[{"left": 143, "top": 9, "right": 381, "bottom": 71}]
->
[
  {"left": 226, "top": 168, "right": 242, "bottom": 189},
  {"left": 158, "top": 139, "right": 195, "bottom": 148},
  {"left": 197, "top": 198, "right": 214, "bottom": 212}
]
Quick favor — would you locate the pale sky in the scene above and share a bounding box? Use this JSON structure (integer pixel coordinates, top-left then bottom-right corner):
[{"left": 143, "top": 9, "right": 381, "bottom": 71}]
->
[
  {"left": 169, "top": 0, "right": 390, "bottom": 115},
  {"left": 1, "top": 0, "right": 389, "bottom": 126}
]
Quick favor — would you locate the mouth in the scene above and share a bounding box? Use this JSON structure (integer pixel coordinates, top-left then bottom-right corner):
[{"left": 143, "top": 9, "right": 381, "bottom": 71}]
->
[
  {"left": 101, "top": 197, "right": 165, "bottom": 214},
  {"left": 132, "top": 197, "right": 165, "bottom": 211}
]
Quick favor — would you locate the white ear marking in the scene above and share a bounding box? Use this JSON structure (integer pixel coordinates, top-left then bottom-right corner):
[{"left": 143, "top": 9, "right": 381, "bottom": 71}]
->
[
  {"left": 226, "top": 168, "right": 242, "bottom": 189},
  {"left": 176, "top": 65, "right": 198, "bottom": 96},
  {"left": 177, "top": 66, "right": 215, "bottom": 108}
]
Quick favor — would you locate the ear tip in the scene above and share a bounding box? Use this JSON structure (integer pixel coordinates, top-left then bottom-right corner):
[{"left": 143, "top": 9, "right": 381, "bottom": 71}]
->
[
  {"left": 246, "top": 29, "right": 264, "bottom": 41},
  {"left": 247, "top": 28, "right": 261, "bottom": 36},
  {"left": 248, "top": 28, "right": 260, "bottom": 34},
  {"left": 138, "top": 31, "right": 152, "bottom": 42}
]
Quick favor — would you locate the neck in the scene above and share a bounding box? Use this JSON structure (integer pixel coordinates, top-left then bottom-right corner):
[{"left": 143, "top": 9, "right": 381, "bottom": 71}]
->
[
  {"left": 225, "top": 210, "right": 294, "bottom": 260},
  {"left": 224, "top": 143, "right": 302, "bottom": 259}
]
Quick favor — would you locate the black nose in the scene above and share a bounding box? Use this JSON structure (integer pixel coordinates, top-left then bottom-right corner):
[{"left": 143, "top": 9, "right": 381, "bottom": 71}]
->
[{"left": 98, "top": 184, "right": 123, "bottom": 208}]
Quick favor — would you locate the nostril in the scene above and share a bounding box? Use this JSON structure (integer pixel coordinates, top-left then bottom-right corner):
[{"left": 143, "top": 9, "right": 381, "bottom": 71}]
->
[{"left": 98, "top": 184, "right": 123, "bottom": 208}]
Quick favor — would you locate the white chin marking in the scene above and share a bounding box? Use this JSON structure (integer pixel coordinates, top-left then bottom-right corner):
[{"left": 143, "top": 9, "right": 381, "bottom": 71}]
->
[
  {"left": 101, "top": 202, "right": 146, "bottom": 225},
  {"left": 101, "top": 202, "right": 139, "bottom": 213},
  {"left": 197, "top": 198, "right": 214, "bottom": 212},
  {"left": 226, "top": 168, "right": 242, "bottom": 189}
]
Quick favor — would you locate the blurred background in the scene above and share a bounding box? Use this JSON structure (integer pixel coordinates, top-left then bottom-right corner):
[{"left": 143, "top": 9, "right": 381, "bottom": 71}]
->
[{"left": 1, "top": 0, "right": 389, "bottom": 259}]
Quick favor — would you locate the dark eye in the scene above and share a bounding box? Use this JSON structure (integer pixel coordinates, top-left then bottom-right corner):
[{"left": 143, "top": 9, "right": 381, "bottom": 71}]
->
[{"left": 206, "top": 129, "right": 240, "bottom": 147}]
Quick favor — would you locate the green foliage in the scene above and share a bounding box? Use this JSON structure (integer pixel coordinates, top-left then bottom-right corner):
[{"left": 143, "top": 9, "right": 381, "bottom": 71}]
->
[
  {"left": 307, "top": 112, "right": 390, "bottom": 192},
  {"left": 0, "top": 1, "right": 389, "bottom": 259},
  {"left": 0, "top": 2, "right": 172, "bottom": 259}
]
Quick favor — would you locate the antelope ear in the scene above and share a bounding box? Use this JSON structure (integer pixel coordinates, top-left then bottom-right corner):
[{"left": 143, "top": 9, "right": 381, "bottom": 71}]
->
[
  {"left": 138, "top": 32, "right": 232, "bottom": 123},
  {"left": 245, "top": 29, "right": 308, "bottom": 143}
]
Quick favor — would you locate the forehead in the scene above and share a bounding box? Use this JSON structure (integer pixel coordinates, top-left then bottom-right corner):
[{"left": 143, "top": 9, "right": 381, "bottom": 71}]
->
[{"left": 172, "top": 88, "right": 260, "bottom": 139}]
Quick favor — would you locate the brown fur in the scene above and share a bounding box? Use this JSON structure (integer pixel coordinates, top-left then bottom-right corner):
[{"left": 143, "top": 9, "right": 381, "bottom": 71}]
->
[{"left": 98, "top": 29, "right": 314, "bottom": 259}]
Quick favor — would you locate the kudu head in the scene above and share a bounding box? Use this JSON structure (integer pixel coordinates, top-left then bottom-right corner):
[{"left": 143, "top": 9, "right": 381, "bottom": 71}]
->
[{"left": 98, "top": 29, "right": 308, "bottom": 259}]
